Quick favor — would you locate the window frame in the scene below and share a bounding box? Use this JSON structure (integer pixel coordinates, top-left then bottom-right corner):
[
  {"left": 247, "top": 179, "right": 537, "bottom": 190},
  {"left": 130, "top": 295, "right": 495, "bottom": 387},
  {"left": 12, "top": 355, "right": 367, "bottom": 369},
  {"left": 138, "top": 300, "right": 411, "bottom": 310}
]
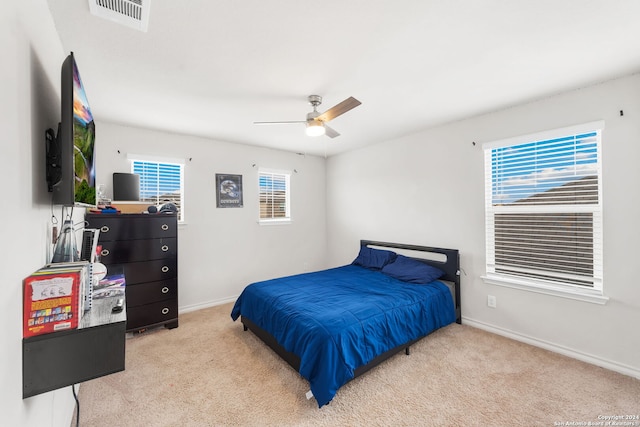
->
[
  {"left": 258, "top": 168, "right": 291, "bottom": 225},
  {"left": 481, "top": 121, "right": 608, "bottom": 304},
  {"left": 128, "top": 154, "right": 185, "bottom": 223}
]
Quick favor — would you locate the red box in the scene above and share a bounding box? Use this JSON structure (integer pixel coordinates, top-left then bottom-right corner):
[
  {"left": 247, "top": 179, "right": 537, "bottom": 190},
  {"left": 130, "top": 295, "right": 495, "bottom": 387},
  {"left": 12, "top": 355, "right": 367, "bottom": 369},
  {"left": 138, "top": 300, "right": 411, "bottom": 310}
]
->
[{"left": 23, "top": 270, "right": 82, "bottom": 338}]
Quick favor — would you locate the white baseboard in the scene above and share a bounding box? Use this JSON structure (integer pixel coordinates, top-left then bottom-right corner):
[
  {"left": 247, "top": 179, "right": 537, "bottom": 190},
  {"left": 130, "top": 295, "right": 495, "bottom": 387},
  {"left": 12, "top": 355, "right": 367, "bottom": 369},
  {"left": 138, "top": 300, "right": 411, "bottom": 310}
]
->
[
  {"left": 179, "top": 296, "right": 238, "bottom": 314},
  {"left": 462, "top": 316, "right": 640, "bottom": 380}
]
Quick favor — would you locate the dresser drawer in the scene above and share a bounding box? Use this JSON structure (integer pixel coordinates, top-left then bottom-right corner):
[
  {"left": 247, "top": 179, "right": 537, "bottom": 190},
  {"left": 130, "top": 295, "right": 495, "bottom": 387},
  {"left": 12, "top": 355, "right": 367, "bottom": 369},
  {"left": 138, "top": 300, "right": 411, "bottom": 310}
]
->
[
  {"left": 127, "top": 299, "right": 178, "bottom": 331},
  {"left": 126, "top": 279, "right": 177, "bottom": 308},
  {"left": 116, "top": 259, "right": 177, "bottom": 285},
  {"left": 99, "top": 238, "right": 176, "bottom": 264},
  {"left": 87, "top": 215, "right": 177, "bottom": 241}
]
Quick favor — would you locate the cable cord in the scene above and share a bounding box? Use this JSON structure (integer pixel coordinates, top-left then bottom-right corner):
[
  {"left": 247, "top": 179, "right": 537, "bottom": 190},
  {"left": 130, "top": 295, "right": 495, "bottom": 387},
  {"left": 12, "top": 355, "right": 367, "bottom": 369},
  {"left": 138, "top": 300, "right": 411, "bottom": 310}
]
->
[{"left": 72, "top": 384, "right": 80, "bottom": 427}]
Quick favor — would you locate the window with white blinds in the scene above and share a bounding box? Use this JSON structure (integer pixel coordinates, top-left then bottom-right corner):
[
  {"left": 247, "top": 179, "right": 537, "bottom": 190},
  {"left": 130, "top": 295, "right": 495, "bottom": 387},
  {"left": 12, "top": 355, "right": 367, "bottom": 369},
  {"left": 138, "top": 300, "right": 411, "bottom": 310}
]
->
[
  {"left": 259, "top": 170, "right": 290, "bottom": 222},
  {"left": 131, "top": 160, "right": 184, "bottom": 222},
  {"left": 483, "top": 122, "right": 603, "bottom": 295}
]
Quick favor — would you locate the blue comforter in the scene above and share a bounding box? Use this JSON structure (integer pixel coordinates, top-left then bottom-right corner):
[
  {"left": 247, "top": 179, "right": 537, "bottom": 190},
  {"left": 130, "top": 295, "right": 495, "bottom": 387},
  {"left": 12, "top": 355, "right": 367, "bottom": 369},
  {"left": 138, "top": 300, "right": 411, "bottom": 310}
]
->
[{"left": 230, "top": 265, "right": 456, "bottom": 407}]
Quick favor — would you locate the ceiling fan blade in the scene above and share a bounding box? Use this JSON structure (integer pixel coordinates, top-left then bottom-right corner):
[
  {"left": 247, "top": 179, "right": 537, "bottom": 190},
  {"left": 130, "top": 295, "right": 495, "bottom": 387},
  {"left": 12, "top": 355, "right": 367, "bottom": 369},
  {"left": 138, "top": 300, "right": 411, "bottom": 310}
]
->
[
  {"left": 253, "top": 120, "right": 306, "bottom": 125},
  {"left": 324, "top": 124, "right": 340, "bottom": 138},
  {"left": 316, "top": 97, "right": 361, "bottom": 122}
]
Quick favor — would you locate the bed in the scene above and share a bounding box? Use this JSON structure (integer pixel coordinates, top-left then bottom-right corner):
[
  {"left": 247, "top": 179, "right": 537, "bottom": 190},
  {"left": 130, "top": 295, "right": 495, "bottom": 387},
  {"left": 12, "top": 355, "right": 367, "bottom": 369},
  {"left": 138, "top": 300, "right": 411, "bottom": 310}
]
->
[{"left": 230, "top": 240, "right": 461, "bottom": 407}]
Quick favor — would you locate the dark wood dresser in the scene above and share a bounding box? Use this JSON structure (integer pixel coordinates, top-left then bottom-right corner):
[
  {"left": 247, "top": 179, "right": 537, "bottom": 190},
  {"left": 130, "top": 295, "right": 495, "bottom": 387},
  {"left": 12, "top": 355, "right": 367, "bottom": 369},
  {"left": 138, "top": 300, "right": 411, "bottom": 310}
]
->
[{"left": 85, "top": 213, "right": 178, "bottom": 332}]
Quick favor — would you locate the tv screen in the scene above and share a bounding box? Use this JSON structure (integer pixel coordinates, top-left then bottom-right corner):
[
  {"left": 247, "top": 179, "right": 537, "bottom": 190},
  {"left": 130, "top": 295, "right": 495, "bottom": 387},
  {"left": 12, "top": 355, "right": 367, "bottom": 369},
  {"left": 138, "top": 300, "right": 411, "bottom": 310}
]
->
[{"left": 53, "top": 52, "right": 96, "bottom": 207}]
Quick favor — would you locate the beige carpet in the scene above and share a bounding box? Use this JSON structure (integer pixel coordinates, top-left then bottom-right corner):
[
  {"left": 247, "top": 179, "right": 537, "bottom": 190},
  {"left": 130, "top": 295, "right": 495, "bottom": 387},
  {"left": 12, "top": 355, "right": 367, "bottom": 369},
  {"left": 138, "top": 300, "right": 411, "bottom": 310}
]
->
[{"left": 73, "top": 303, "right": 640, "bottom": 426}]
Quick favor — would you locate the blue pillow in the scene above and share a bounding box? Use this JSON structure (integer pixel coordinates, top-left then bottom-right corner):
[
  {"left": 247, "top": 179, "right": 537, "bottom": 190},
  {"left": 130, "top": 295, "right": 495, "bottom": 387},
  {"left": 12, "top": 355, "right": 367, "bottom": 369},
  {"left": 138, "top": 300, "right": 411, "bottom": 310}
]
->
[
  {"left": 381, "top": 255, "right": 445, "bottom": 284},
  {"left": 352, "top": 246, "right": 397, "bottom": 270}
]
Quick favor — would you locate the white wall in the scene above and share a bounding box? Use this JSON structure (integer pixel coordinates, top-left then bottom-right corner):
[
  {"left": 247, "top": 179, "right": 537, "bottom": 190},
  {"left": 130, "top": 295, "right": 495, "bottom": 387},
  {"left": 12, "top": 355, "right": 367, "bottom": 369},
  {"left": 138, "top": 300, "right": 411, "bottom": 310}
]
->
[
  {"left": 95, "top": 122, "right": 327, "bottom": 311},
  {"left": 326, "top": 74, "right": 640, "bottom": 377},
  {"left": 2, "top": 1, "right": 81, "bottom": 425}
]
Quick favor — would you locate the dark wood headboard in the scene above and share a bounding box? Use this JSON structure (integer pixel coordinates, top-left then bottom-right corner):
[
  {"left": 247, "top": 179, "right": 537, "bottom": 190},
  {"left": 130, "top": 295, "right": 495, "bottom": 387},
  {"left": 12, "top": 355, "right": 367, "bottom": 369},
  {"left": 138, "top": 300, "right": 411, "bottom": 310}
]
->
[{"left": 360, "top": 240, "right": 461, "bottom": 324}]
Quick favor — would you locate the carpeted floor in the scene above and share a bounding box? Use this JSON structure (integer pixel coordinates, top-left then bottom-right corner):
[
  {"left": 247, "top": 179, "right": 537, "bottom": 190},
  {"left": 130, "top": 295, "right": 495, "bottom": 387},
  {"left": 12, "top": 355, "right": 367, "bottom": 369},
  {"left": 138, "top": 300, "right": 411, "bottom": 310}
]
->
[{"left": 73, "top": 303, "right": 640, "bottom": 426}]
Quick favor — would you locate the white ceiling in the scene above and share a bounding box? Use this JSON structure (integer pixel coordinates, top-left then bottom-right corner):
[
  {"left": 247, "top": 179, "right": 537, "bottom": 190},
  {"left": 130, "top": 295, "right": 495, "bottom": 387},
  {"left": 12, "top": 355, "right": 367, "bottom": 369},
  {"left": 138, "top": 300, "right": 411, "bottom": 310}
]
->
[{"left": 47, "top": 0, "right": 640, "bottom": 157}]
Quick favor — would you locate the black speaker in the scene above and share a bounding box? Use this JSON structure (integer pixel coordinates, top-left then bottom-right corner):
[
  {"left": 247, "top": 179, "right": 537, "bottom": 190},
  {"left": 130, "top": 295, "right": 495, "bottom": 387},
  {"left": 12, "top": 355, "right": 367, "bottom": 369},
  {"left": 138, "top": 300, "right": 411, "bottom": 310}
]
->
[
  {"left": 113, "top": 173, "right": 140, "bottom": 201},
  {"left": 80, "top": 229, "right": 99, "bottom": 262}
]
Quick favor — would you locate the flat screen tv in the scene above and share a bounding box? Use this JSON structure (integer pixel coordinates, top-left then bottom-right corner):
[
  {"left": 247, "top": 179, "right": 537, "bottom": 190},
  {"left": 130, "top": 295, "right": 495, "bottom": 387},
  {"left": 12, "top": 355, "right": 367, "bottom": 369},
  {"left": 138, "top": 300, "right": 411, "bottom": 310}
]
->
[{"left": 47, "top": 52, "right": 96, "bottom": 207}]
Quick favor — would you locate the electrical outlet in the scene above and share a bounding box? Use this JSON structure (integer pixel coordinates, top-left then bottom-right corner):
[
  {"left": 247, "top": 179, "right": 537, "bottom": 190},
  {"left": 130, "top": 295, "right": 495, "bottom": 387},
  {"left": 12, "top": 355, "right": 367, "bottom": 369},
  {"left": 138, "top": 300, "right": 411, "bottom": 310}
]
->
[{"left": 487, "top": 295, "right": 497, "bottom": 308}]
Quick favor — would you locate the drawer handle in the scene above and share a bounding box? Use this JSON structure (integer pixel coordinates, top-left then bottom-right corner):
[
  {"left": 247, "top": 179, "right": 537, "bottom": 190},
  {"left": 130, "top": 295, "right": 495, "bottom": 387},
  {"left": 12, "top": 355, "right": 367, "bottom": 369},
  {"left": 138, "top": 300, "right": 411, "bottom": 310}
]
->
[
  {"left": 161, "top": 245, "right": 169, "bottom": 252},
  {"left": 161, "top": 307, "right": 170, "bottom": 315},
  {"left": 100, "top": 225, "right": 110, "bottom": 233},
  {"left": 161, "top": 286, "right": 169, "bottom": 294},
  {"left": 161, "top": 266, "right": 169, "bottom": 273},
  {"left": 161, "top": 224, "right": 169, "bottom": 231},
  {"left": 101, "top": 249, "right": 110, "bottom": 257}
]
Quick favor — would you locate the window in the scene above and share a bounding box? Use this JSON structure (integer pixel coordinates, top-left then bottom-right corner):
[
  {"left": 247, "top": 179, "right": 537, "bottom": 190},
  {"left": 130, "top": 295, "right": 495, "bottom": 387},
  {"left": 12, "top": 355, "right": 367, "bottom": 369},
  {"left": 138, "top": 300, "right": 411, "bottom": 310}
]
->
[
  {"left": 130, "top": 158, "right": 185, "bottom": 222},
  {"left": 483, "top": 121, "right": 605, "bottom": 302},
  {"left": 259, "top": 170, "right": 290, "bottom": 223}
]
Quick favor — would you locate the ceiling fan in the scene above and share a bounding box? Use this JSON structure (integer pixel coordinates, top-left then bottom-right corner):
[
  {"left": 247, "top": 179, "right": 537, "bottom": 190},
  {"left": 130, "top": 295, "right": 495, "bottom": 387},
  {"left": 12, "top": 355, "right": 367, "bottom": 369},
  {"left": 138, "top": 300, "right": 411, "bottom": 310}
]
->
[{"left": 253, "top": 95, "right": 362, "bottom": 138}]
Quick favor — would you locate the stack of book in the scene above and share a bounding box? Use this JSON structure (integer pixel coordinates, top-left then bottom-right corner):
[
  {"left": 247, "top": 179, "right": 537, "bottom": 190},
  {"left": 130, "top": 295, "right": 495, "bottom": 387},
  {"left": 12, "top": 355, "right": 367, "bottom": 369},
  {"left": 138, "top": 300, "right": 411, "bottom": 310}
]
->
[{"left": 23, "top": 261, "right": 90, "bottom": 338}]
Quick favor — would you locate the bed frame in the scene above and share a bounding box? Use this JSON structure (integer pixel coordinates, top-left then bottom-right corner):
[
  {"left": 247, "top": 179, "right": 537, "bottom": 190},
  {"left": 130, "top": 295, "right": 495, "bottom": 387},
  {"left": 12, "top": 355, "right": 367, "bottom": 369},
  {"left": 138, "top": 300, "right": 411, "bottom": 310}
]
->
[{"left": 240, "top": 240, "right": 461, "bottom": 392}]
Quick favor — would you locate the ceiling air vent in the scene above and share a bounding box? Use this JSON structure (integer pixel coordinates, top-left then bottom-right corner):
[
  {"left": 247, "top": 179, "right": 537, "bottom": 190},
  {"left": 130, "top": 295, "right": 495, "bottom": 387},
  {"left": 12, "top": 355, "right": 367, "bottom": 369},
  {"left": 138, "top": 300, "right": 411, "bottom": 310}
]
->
[{"left": 88, "top": 0, "right": 151, "bottom": 32}]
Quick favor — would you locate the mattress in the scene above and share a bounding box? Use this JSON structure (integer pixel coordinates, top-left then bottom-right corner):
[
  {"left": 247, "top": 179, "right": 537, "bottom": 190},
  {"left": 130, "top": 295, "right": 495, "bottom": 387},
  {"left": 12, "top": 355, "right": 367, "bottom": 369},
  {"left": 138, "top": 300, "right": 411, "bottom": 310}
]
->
[{"left": 231, "top": 264, "right": 456, "bottom": 407}]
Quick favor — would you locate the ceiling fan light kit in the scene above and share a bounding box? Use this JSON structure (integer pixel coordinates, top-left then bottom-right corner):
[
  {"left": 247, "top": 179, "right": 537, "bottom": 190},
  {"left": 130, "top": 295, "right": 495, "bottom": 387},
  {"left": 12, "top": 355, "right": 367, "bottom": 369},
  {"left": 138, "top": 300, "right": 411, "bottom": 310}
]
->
[
  {"left": 306, "top": 120, "right": 326, "bottom": 137},
  {"left": 254, "top": 95, "right": 361, "bottom": 139}
]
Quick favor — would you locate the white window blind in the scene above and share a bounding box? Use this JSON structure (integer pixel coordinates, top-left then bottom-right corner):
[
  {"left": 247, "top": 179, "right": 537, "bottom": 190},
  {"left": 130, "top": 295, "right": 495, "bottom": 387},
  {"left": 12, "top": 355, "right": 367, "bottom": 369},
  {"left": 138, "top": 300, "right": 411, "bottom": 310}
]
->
[
  {"left": 259, "top": 171, "right": 290, "bottom": 222},
  {"left": 484, "top": 122, "right": 603, "bottom": 293},
  {"left": 131, "top": 160, "right": 184, "bottom": 222}
]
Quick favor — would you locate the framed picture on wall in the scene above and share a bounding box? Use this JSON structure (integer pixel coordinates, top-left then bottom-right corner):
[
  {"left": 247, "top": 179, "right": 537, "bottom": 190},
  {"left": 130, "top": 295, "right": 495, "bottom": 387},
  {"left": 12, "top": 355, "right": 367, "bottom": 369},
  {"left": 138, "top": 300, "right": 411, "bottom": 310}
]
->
[{"left": 216, "top": 174, "right": 243, "bottom": 208}]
